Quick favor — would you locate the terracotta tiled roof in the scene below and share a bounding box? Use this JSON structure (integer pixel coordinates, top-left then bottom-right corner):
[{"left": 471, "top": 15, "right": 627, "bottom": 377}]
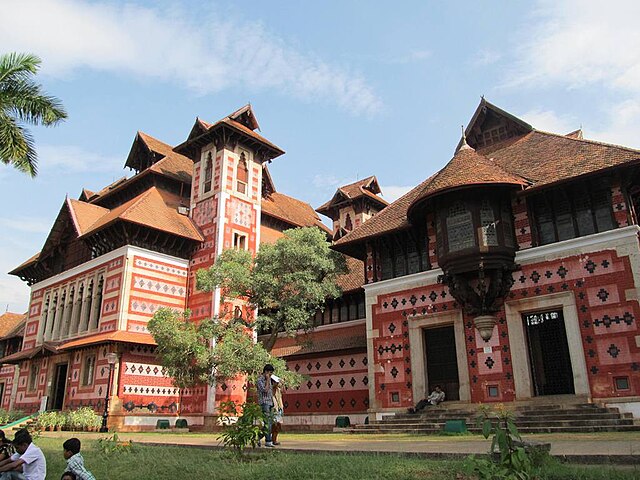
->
[
  {"left": 0, "top": 343, "right": 58, "bottom": 364},
  {"left": 9, "top": 252, "right": 40, "bottom": 275},
  {"left": 58, "top": 331, "right": 156, "bottom": 350},
  {"left": 0, "top": 313, "right": 25, "bottom": 339},
  {"left": 138, "top": 132, "right": 193, "bottom": 183},
  {"left": 262, "top": 192, "right": 330, "bottom": 233},
  {"left": 81, "top": 187, "right": 204, "bottom": 241},
  {"left": 408, "top": 144, "right": 528, "bottom": 212},
  {"left": 333, "top": 175, "right": 434, "bottom": 250},
  {"left": 335, "top": 107, "right": 640, "bottom": 251},
  {"left": 270, "top": 332, "right": 366, "bottom": 357},
  {"left": 90, "top": 177, "right": 129, "bottom": 200},
  {"left": 67, "top": 199, "right": 109, "bottom": 235},
  {"left": 336, "top": 256, "right": 364, "bottom": 293},
  {"left": 486, "top": 130, "right": 640, "bottom": 191},
  {"left": 317, "top": 176, "right": 388, "bottom": 214}
]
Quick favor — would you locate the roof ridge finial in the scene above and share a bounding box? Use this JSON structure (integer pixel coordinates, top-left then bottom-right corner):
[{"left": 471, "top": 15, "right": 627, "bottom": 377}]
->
[{"left": 460, "top": 125, "right": 473, "bottom": 151}]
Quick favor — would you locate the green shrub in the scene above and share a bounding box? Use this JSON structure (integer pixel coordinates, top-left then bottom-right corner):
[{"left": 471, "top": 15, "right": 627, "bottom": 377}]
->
[
  {"left": 217, "top": 400, "right": 266, "bottom": 456},
  {"left": 97, "top": 433, "right": 134, "bottom": 455},
  {"left": 465, "top": 404, "right": 534, "bottom": 480}
]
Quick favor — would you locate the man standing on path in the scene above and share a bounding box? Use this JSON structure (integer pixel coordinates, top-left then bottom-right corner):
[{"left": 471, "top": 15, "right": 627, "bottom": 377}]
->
[{"left": 257, "top": 363, "right": 275, "bottom": 447}]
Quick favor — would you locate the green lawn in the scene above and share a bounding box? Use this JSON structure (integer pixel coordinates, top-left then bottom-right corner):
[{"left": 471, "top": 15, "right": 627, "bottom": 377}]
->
[{"left": 31, "top": 435, "right": 640, "bottom": 480}]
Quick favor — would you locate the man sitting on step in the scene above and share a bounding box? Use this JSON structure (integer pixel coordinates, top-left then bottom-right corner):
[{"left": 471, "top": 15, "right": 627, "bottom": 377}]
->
[{"left": 408, "top": 385, "right": 445, "bottom": 413}]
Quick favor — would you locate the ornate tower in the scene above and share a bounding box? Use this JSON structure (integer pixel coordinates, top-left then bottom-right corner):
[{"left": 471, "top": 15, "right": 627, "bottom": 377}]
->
[{"left": 174, "top": 105, "right": 284, "bottom": 412}]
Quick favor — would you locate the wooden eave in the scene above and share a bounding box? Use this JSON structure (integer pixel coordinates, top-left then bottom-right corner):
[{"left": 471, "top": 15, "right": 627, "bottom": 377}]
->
[{"left": 174, "top": 121, "right": 284, "bottom": 161}]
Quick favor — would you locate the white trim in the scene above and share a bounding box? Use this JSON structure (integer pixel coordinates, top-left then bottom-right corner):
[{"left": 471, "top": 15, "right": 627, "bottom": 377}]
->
[
  {"left": 363, "top": 269, "right": 443, "bottom": 297},
  {"left": 30, "top": 245, "right": 189, "bottom": 292},
  {"left": 515, "top": 225, "right": 640, "bottom": 263},
  {"left": 408, "top": 311, "right": 470, "bottom": 403},
  {"left": 30, "top": 246, "right": 127, "bottom": 291},
  {"left": 504, "top": 291, "right": 590, "bottom": 399}
]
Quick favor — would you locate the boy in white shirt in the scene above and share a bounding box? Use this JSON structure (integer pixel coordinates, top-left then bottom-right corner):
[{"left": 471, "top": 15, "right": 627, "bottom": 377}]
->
[{"left": 0, "top": 429, "right": 46, "bottom": 480}]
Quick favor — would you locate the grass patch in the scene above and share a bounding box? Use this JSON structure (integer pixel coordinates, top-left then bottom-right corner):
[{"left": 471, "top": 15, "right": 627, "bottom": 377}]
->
[{"left": 31, "top": 436, "right": 640, "bottom": 480}]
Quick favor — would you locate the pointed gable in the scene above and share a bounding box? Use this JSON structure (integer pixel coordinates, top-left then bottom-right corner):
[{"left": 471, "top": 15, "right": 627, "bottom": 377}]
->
[
  {"left": 460, "top": 98, "right": 532, "bottom": 152},
  {"left": 316, "top": 176, "right": 388, "bottom": 216},
  {"left": 229, "top": 104, "right": 260, "bottom": 131},
  {"left": 175, "top": 106, "right": 284, "bottom": 161}
]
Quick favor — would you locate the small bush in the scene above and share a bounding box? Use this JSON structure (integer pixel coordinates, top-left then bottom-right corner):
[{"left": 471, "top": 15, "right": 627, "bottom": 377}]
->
[
  {"left": 97, "top": 433, "right": 134, "bottom": 455},
  {"left": 217, "top": 400, "right": 266, "bottom": 455}
]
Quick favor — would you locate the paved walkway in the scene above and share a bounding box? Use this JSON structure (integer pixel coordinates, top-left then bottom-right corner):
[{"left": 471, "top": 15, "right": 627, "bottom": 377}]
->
[{"left": 39, "top": 431, "right": 640, "bottom": 464}]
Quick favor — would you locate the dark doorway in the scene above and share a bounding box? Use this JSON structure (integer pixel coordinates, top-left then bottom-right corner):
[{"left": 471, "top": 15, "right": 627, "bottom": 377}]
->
[
  {"left": 424, "top": 325, "right": 460, "bottom": 401},
  {"left": 0, "top": 383, "right": 5, "bottom": 406},
  {"left": 50, "top": 363, "right": 68, "bottom": 410},
  {"left": 523, "top": 310, "right": 575, "bottom": 396}
]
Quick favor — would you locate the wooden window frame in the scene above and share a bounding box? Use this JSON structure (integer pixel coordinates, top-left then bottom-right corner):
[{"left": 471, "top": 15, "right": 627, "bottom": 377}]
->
[{"left": 81, "top": 353, "right": 96, "bottom": 387}]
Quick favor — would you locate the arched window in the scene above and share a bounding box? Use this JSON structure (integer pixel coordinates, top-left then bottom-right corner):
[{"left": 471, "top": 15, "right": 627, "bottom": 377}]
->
[
  {"left": 344, "top": 213, "right": 353, "bottom": 231},
  {"left": 237, "top": 152, "right": 249, "bottom": 194},
  {"left": 203, "top": 151, "right": 213, "bottom": 193}
]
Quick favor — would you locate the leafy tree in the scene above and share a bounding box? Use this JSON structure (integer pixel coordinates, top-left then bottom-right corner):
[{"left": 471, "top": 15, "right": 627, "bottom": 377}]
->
[
  {"left": 0, "top": 52, "right": 67, "bottom": 176},
  {"left": 147, "top": 308, "right": 300, "bottom": 388},
  {"left": 196, "top": 226, "right": 347, "bottom": 351}
]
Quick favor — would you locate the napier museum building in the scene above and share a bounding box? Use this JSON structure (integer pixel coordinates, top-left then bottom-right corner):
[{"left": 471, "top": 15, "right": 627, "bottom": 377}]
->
[{"left": 3, "top": 99, "right": 640, "bottom": 430}]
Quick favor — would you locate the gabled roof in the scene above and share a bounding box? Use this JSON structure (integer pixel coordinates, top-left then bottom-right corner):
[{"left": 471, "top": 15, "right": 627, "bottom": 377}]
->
[
  {"left": 334, "top": 99, "right": 640, "bottom": 254},
  {"left": 0, "top": 312, "right": 25, "bottom": 339},
  {"left": 67, "top": 199, "right": 110, "bottom": 235},
  {"left": 316, "top": 176, "right": 388, "bottom": 215},
  {"left": 80, "top": 187, "right": 204, "bottom": 242},
  {"left": 333, "top": 176, "right": 434, "bottom": 254},
  {"left": 486, "top": 130, "right": 640, "bottom": 191},
  {"left": 457, "top": 98, "right": 533, "bottom": 152},
  {"left": 176, "top": 106, "right": 284, "bottom": 160},
  {"left": 408, "top": 142, "right": 529, "bottom": 214},
  {"left": 262, "top": 192, "right": 330, "bottom": 233}
]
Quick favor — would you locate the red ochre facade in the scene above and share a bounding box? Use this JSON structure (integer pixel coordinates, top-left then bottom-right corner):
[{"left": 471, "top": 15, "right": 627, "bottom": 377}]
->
[{"left": 5, "top": 101, "right": 640, "bottom": 430}]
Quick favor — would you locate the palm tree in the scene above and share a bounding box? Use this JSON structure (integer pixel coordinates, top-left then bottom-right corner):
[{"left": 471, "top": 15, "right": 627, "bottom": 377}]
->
[{"left": 0, "top": 53, "right": 67, "bottom": 176}]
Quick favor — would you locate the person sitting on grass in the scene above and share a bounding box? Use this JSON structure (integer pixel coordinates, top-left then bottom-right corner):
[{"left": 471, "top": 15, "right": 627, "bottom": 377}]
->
[
  {"left": 0, "top": 428, "right": 46, "bottom": 480},
  {"left": 62, "top": 438, "right": 95, "bottom": 480},
  {"left": 408, "top": 385, "right": 445, "bottom": 413},
  {"left": 61, "top": 473, "right": 76, "bottom": 480}
]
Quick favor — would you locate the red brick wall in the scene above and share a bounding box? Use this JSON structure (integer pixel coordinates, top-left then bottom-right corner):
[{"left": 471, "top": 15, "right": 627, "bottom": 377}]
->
[{"left": 369, "top": 249, "right": 640, "bottom": 408}]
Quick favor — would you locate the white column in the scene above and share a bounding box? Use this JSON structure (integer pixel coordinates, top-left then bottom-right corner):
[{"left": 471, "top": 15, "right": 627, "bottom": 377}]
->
[
  {"left": 68, "top": 282, "right": 83, "bottom": 336},
  {"left": 60, "top": 285, "right": 75, "bottom": 339},
  {"left": 51, "top": 287, "right": 68, "bottom": 340},
  {"left": 36, "top": 295, "right": 50, "bottom": 344},
  {"left": 89, "top": 275, "right": 103, "bottom": 331},
  {"left": 44, "top": 291, "right": 59, "bottom": 341},
  {"left": 78, "top": 278, "right": 94, "bottom": 334}
]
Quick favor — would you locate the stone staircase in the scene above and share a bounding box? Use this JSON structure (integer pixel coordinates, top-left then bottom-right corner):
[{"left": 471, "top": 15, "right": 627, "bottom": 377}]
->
[{"left": 352, "top": 399, "right": 640, "bottom": 434}]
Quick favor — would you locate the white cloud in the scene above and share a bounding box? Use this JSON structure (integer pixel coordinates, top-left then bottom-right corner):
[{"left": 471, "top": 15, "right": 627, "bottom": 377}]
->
[
  {"left": 381, "top": 185, "right": 412, "bottom": 203},
  {"left": 1, "top": 0, "right": 382, "bottom": 115},
  {"left": 0, "top": 217, "right": 51, "bottom": 234},
  {"left": 519, "top": 109, "right": 577, "bottom": 134},
  {"left": 37, "top": 144, "right": 123, "bottom": 173},
  {"left": 472, "top": 49, "right": 501, "bottom": 67},
  {"left": 506, "top": 1, "right": 640, "bottom": 149},
  {"left": 589, "top": 99, "right": 640, "bottom": 149},
  {"left": 510, "top": 0, "right": 640, "bottom": 92},
  {"left": 312, "top": 174, "right": 350, "bottom": 190}
]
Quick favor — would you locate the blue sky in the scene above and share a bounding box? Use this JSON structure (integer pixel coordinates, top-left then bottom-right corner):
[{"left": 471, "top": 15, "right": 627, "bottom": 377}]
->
[{"left": 2, "top": 0, "right": 640, "bottom": 312}]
